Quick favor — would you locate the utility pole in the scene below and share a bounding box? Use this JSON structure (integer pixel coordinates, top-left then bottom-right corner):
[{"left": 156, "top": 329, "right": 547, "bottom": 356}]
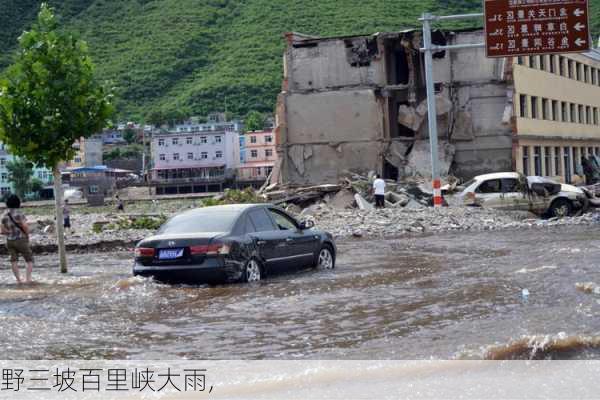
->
[{"left": 420, "top": 12, "right": 484, "bottom": 207}]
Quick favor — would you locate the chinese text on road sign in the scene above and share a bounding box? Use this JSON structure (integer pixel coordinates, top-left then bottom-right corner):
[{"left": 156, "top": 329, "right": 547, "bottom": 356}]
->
[{"left": 485, "top": 0, "right": 590, "bottom": 57}]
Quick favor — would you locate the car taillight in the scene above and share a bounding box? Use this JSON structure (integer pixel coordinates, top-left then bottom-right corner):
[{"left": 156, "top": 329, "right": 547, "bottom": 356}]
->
[
  {"left": 190, "top": 243, "right": 230, "bottom": 256},
  {"left": 135, "top": 247, "right": 155, "bottom": 257}
]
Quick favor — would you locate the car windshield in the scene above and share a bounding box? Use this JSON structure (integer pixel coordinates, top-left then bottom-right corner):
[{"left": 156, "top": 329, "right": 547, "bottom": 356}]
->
[{"left": 157, "top": 210, "right": 239, "bottom": 234}]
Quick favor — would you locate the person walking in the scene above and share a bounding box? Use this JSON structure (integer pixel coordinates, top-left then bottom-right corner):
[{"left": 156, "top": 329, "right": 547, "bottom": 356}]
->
[
  {"left": 1, "top": 194, "right": 34, "bottom": 284},
  {"left": 372, "top": 174, "right": 386, "bottom": 208},
  {"left": 63, "top": 199, "right": 71, "bottom": 233}
]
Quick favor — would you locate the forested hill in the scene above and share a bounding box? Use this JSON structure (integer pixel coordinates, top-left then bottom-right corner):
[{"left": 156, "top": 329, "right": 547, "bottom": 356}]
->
[{"left": 1, "top": 0, "right": 599, "bottom": 121}]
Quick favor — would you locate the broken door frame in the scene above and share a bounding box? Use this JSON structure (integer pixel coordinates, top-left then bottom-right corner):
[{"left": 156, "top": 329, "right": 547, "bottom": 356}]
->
[{"left": 420, "top": 12, "right": 485, "bottom": 207}]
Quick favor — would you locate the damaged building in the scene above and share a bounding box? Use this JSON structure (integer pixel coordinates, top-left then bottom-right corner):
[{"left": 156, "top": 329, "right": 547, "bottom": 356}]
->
[{"left": 274, "top": 29, "right": 519, "bottom": 184}]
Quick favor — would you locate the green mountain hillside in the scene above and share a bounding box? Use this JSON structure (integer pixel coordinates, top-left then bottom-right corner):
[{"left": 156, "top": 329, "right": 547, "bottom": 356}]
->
[{"left": 1, "top": 0, "right": 599, "bottom": 121}]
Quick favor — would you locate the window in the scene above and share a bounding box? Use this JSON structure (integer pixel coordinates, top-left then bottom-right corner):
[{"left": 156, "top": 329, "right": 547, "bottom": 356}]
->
[
  {"left": 89, "top": 185, "right": 99, "bottom": 194},
  {"left": 251, "top": 150, "right": 258, "bottom": 158},
  {"left": 214, "top": 136, "right": 222, "bottom": 143},
  {"left": 215, "top": 151, "right": 223, "bottom": 158},
  {"left": 158, "top": 209, "right": 239, "bottom": 234},
  {"left": 570, "top": 103, "right": 576, "bottom": 123},
  {"left": 573, "top": 147, "right": 580, "bottom": 169},
  {"left": 549, "top": 55, "right": 555, "bottom": 73},
  {"left": 201, "top": 152, "right": 208, "bottom": 159},
  {"left": 172, "top": 138, "right": 179, "bottom": 145},
  {"left": 551, "top": 100, "right": 558, "bottom": 121},
  {"left": 575, "top": 62, "right": 581, "bottom": 80},
  {"left": 265, "top": 149, "right": 273, "bottom": 158},
  {"left": 517, "top": 56, "right": 524, "bottom": 65},
  {"left": 534, "top": 146, "right": 542, "bottom": 176},
  {"left": 0, "top": 187, "right": 9, "bottom": 195},
  {"left": 173, "top": 153, "right": 180, "bottom": 161},
  {"left": 539, "top": 55, "right": 545, "bottom": 71},
  {"left": 250, "top": 136, "right": 257, "bottom": 144},
  {"left": 586, "top": 106, "right": 592, "bottom": 124},
  {"left": 594, "top": 108, "right": 599, "bottom": 125},
  {"left": 544, "top": 147, "right": 552, "bottom": 176},
  {"left": 568, "top": 60, "right": 574, "bottom": 79},
  {"left": 523, "top": 147, "right": 529, "bottom": 176},
  {"left": 200, "top": 136, "right": 207, "bottom": 144},
  {"left": 0, "top": 158, "right": 4, "bottom": 166},
  {"left": 265, "top": 135, "right": 273, "bottom": 143},
  {"left": 187, "top": 152, "right": 193, "bottom": 160},
  {"left": 564, "top": 147, "right": 572, "bottom": 183},
  {"left": 529, "top": 56, "right": 537, "bottom": 69},
  {"left": 554, "top": 147, "right": 561, "bottom": 176},
  {"left": 269, "top": 209, "right": 298, "bottom": 231},
  {"left": 186, "top": 137, "right": 192, "bottom": 145},
  {"left": 578, "top": 105, "right": 584, "bottom": 124},
  {"left": 501, "top": 178, "right": 521, "bottom": 193},
  {"left": 584, "top": 65, "right": 589, "bottom": 83},
  {"left": 593, "top": 68, "right": 598, "bottom": 85},
  {"left": 74, "top": 157, "right": 82, "bottom": 163},
  {"left": 542, "top": 98, "right": 548, "bottom": 120},
  {"left": 158, "top": 139, "right": 165, "bottom": 146},
  {"left": 476, "top": 179, "right": 501, "bottom": 194},
  {"left": 519, "top": 95, "right": 528, "bottom": 118},
  {"left": 1, "top": 173, "right": 6, "bottom": 182},
  {"left": 159, "top": 154, "right": 166, "bottom": 161},
  {"left": 559, "top": 56, "right": 565, "bottom": 76},
  {"left": 562, "top": 102, "right": 568, "bottom": 122},
  {"left": 248, "top": 209, "right": 275, "bottom": 232},
  {"left": 530, "top": 96, "right": 538, "bottom": 119}
]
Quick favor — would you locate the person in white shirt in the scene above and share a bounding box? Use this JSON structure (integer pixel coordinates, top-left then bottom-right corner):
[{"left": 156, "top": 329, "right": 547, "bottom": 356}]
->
[{"left": 372, "top": 174, "right": 386, "bottom": 208}]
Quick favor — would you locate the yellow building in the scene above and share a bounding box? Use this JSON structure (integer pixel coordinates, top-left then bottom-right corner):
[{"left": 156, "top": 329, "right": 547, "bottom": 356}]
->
[{"left": 513, "top": 49, "right": 600, "bottom": 183}]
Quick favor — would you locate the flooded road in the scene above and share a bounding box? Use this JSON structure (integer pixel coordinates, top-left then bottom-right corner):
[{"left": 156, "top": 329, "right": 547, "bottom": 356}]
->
[{"left": 2, "top": 225, "right": 600, "bottom": 360}]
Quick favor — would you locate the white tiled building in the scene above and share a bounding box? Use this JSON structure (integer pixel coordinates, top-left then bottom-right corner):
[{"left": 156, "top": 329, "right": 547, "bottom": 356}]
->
[
  {"left": 0, "top": 142, "right": 53, "bottom": 196},
  {"left": 150, "top": 130, "right": 240, "bottom": 193}
]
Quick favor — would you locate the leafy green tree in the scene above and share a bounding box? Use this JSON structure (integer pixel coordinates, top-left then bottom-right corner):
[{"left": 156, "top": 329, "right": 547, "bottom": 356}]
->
[
  {"left": 147, "top": 110, "right": 165, "bottom": 127},
  {"left": 0, "top": 3, "right": 114, "bottom": 273},
  {"left": 244, "top": 111, "right": 265, "bottom": 132},
  {"left": 123, "top": 127, "right": 137, "bottom": 144},
  {"left": 30, "top": 177, "right": 44, "bottom": 199},
  {"left": 5, "top": 158, "right": 33, "bottom": 199}
]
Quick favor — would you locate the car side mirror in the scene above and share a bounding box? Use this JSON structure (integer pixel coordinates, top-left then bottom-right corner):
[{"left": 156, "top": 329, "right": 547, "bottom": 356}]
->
[{"left": 299, "top": 220, "right": 315, "bottom": 230}]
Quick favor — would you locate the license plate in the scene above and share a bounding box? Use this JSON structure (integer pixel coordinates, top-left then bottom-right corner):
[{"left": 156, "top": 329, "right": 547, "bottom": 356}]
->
[{"left": 158, "top": 249, "right": 184, "bottom": 260}]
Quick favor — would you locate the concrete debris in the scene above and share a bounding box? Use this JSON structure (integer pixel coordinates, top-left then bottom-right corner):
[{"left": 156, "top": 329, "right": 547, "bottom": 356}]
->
[
  {"left": 404, "top": 140, "right": 455, "bottom": 178},
  {"left": 398, "top": 104, "right": 424, "bottom": 131},
  {"left": 354, "top": 193, "right": 374, "bottom": 210},
  {"left": 328, "top": 189, "right": 356, "bottom": 210}
]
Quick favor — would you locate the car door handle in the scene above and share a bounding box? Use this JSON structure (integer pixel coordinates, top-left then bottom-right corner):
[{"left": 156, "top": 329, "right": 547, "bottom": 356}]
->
[{"left": 256, "top": 240, "right": 267, "bottom": 245}]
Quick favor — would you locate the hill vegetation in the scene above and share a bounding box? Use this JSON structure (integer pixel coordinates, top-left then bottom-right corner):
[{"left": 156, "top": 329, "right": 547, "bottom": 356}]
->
[{"left": 1, "top": 0, "right": 599, "bottom": 121}]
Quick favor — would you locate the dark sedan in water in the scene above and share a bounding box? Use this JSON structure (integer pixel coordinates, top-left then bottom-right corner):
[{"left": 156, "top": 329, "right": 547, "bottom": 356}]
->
[{"left": 133, "top": 204, "right": 336, "bottom": 283}]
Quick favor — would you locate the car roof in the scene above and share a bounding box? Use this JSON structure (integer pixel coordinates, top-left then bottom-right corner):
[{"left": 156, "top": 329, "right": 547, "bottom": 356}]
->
[
  {"left": 176, "top": 203, "right": 272, "bottom": 216},
  {"left": 473, "top": 172, "right": 521, "bottom": 181}
]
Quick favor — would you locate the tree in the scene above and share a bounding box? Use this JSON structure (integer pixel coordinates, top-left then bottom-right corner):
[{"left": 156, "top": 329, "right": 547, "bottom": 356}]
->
[
  {"left": 147, "top": 110, "right": 165, "bottom": 127},
  {"left": 123, "top": 127, "right": 137, "bottom": 144},
  {"left": 0, "top": 3, "right": 114, "bottom": 273},
  {"left": 30, "top": 177, "right": 44, "bottom": 199},
  {"left": 244, "top": 111, "right": 265, "bottom": 132},
  {"left": 6, "top": 158, "right": 33, "bottom": 199}
]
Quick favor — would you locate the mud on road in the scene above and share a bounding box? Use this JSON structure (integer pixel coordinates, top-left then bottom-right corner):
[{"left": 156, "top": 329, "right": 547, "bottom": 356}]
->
[{"left": 1, "top": 225, "right": 600, "bottom": 360}]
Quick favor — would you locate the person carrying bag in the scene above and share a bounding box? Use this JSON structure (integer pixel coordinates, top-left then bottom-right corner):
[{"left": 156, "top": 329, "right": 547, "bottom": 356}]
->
[{"left": 1, "top": 194, "right": 34, "bottom": 284}]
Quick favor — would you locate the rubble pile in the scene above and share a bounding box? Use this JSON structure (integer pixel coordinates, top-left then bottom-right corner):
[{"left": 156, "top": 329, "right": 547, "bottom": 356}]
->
[{"left": 296, "top": 203, "right": 598, "bottom": 239}]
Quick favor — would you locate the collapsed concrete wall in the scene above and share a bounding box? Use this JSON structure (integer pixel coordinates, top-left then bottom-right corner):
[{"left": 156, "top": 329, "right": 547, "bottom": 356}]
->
[
  {"left": 278, "top": 29, "right": 515, "bottom": 185},
  {"left": 282, "top": 89, "right": 385, "bottom": 184},
  {"left": 286, "top": 34, "right": 386, "bottom": 91}
]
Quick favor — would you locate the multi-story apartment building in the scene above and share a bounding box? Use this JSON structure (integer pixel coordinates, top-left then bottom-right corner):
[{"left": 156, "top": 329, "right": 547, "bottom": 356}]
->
[
  {"left": 150, "top": 130, "right": 240, "bottom": 194},
  {"left": 238, "top": 130, "right": 277, "bottom": 184},
  {"left": 0, "top": 142, "right": 53, "bottom": 197},
  {"left": 64, "top": 136, "right": 103, "bottom": 169},
  {"left": 513, "top": 50, "right": 600, "bottom": 183}
]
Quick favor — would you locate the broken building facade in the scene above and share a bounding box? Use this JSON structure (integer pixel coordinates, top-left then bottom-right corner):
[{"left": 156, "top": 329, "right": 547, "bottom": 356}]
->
[{"left": 275, "top": 29, "right": 519, "bottom": 184}]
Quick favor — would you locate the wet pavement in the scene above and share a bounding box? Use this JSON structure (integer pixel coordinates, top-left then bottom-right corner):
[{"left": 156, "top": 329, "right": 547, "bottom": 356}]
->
[{"left": 2, "top": 225, "right": 600, "bottom": 360}]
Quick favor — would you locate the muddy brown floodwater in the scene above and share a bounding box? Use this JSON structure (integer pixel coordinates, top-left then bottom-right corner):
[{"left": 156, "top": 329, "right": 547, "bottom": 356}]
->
[{"left": 2, "top": 225, "right": 600, "bottom": 360}]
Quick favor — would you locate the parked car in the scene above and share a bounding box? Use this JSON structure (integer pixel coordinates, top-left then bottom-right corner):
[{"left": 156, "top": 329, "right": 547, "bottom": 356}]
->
[
  {"left": 133, "top": 204, "right": 336, "bottom": 283},
  {"left": 456, "top": 172, "right": 588, "bottom": 217}
]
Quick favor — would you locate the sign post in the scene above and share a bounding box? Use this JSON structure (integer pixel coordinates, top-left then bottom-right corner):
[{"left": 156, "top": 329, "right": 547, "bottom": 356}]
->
[
  {"left": 485, "top": 0, "right": 591, "bottom": 57},
  {"left": 420, "top": 13, "right": 485, "bottom": 207}
]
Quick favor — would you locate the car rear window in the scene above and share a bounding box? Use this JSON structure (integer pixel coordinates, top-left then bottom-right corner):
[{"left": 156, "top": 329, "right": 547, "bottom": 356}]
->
[
  {"left": 157, "top": 211, "right": 239, "bottom": 234},
  {"left": 248, "top": 209, "right": 275, "bottom": 232}
]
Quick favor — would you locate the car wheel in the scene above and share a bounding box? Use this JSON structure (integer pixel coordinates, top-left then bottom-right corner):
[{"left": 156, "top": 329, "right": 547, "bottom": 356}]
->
[
  {"left": 549, "top": 198, "right": 572, "bottom": 218},
  {"left": 316, "top": 246, "right": 335, "bottom": 270},
  {"left": 244, "top": 258, "right": 262, "bottom": 283}
]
